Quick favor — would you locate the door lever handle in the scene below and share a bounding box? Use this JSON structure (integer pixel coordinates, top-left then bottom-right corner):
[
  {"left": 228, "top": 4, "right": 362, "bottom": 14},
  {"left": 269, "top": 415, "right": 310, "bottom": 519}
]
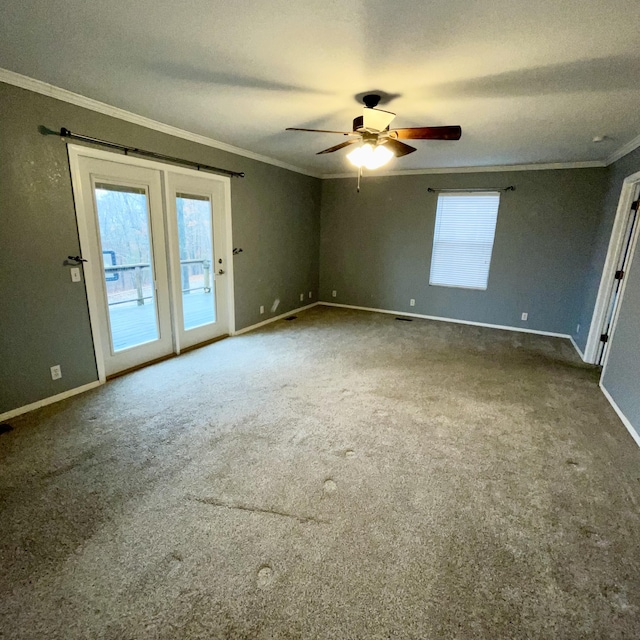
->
[{"left": 68, "top": 255, "right": 87, "bottom": 264}]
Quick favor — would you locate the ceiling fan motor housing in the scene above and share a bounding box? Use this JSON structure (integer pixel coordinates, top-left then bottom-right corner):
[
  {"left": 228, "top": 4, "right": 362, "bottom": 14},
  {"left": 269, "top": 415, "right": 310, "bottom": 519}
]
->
[
  {"left": 362, "top": 94, "right": 382, "bottom": 109},
  {"left": 354, "top": 94, "right": 392, "bottom": 132}
]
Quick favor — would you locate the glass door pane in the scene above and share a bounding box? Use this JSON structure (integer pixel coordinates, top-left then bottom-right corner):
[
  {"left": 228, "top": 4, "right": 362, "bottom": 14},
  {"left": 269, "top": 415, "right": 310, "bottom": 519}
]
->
[
  {"left": 94, "top": 183, "right": 160, "bottom": 351},
  {"left": 176, "top": 193, "right": 216, "bottom": 330}
]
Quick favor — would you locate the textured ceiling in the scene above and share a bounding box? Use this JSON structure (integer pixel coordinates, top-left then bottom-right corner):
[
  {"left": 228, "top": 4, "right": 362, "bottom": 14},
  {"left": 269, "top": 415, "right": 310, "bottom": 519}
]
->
[{"left": 1, "top": 0, "right": 640, "bottom": 175}]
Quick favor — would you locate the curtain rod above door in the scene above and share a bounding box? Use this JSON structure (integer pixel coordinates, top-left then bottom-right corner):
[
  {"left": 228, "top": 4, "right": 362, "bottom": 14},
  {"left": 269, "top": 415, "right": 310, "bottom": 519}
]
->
[{"left": 44, "top": 127, "right": 245, "bottom": 178}]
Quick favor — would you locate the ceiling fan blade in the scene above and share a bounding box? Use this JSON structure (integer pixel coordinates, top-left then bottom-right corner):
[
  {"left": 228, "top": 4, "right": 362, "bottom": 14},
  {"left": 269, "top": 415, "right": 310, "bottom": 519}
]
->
[
  {"left": 362, "top": 107, "right": 396, "bottom": 131},
  {"left": 286, "top": 127, "right": 353, "bottom": 135},
  {"left": 389, "top": 126, "right": 462, "bottom": 140},
  {"left": 382, "top": 138, "right": 417, "bottom": 157},
  {"left": 316, "top": 139, "right": 359, "bottom": 155}
]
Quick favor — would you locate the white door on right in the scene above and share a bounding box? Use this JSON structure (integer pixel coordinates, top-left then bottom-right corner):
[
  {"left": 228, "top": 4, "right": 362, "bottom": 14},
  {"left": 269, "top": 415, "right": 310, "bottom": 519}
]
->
[
  {"left": 597, "top": 194, "right": 639, "bottom": 365},
  {"left": 165, "top": 171, "right": 230, "bottom": 351}
]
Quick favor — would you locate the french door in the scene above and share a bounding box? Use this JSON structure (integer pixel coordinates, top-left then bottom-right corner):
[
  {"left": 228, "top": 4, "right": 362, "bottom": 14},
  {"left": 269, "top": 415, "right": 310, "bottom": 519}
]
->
[
  {"left": 165, "top": 172, "right": 230, "bottom": 351},
  {"left": 71, "top": 149, "right": 233, "bottom": 378}
]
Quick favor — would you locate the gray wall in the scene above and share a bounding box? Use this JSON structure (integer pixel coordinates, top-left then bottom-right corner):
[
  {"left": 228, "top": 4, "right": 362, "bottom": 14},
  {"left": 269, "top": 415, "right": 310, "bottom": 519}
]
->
[
  {"left": 0, "top": 82, "right": 321, "bottom": 414},
  {"left": 319, "top": 169, "right": 607, "bottom": 335},
  {"left": 598, "top": 148, "right": 640, "bottom": 437}
]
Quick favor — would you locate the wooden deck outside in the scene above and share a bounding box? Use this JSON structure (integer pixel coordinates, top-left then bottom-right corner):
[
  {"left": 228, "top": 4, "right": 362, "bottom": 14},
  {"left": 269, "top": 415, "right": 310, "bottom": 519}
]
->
[{"left": 108, "top": 290, "right": 216, "bottom": 351}]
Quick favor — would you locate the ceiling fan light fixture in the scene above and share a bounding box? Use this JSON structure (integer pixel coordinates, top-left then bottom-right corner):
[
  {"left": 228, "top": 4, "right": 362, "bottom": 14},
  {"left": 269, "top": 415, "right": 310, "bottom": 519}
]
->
[
  {"left": 365, "top": 143, "right": 394, "bottom": 170},
  {"left": 346, "top": 143, "right": 372, "bottom": 167},
  {"left": 347, "top": 143, "right": 394, "bottom": 170}
]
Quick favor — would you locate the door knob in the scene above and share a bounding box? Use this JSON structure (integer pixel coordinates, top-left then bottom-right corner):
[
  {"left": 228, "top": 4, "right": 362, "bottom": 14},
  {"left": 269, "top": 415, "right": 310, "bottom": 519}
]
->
[{"left": 218, "top": 269, "right": 225, "bottom": 275}]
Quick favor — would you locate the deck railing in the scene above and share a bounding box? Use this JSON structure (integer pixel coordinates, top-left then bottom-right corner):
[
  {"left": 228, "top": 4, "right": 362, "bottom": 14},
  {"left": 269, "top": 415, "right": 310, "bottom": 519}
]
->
[{"left": 104, "top": 259, "right": 211, "bottom": 306}]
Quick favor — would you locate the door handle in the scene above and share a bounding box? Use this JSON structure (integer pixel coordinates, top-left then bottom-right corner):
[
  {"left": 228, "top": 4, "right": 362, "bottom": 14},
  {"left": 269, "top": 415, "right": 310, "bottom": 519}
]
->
[{"left": 218, "top": 269, "right": 225, "bottom": 275}]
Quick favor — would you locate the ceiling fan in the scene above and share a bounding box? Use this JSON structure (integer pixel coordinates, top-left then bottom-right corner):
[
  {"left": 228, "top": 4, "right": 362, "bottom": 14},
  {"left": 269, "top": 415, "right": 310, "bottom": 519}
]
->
[{"left": 286, "top": 94, "right": 461, "bottom": 171}]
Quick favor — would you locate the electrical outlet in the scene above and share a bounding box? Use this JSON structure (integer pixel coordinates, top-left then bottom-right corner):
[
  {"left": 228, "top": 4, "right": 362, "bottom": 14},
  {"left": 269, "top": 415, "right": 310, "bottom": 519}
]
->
[
  {"left": 332, "top": 290, "right": 337, "bottom": 298},
  {"left": 308, "top": 291, "right": 312, "bottom": 299},
  {"left": 576, "top": 324, "right": 580, "bottom": 333},
  {"left": 50, "top": 365, "right": 62, "bottom": 380},
  {"left": 70, "top": 267, "right": 81, "bottom": 282},
  {"left": 410, "top": 299, "right": 415, "bottom": 307},
  {"left": 300, "top": 293, "right": 304, "bottom": 301},
  {"left": 260, "top": 305, "right": 264, "bottom": 315},
  {"left": 521, "top": 312, "right": 528, "bottom": 321}
]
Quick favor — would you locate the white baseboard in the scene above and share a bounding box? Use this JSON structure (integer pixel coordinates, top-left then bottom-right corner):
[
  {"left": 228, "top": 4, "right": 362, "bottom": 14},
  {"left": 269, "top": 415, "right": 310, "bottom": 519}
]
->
[
  {"left": 232, "top": 302, "right": 319, "bottom": 336},
  {"left": 319, "top": 301, "right": 572, "bottom": 339},
  {"left": 600, "top": 382, "right": 640, "bottom": 448},
  {"left": 0, "top": 303, "right": 319, "bottom": 420},
  {"left": 569, "top": 335, "right": 588, "bottom": 362},
  {"left": 0, "top": 380, "right": 103, "bottom": 422}
]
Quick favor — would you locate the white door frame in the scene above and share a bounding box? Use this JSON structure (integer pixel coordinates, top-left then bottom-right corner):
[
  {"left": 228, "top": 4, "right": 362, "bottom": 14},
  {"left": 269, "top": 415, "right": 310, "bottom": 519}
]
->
[
  {"left": 68, "top": 144, "right": 236, "bottom": 382},
  {"left": 600, "top": 196, "right": 640, "bottom": 377},
  {"left": 584, "top": 170, "right": 640, "bottom": 364}
]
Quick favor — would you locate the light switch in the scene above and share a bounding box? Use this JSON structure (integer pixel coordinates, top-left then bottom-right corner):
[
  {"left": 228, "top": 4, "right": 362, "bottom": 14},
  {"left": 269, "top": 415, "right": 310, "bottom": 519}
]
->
[{"left": 70, "top": 267, "right": 82, "bottom": 282}]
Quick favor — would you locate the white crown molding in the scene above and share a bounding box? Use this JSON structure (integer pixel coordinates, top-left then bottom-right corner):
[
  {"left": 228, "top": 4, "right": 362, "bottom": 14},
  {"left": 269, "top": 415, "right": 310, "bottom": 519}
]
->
[
  {"left": 4, "top": 67, "right": 639, "bottom": 178},
  {"left": 322, "top": 160, "right": 607, "bottom": 179},
  {"left": 0, "top": 67, "right": 321, "bottom": 179},
  {"left": 606, "top": 133, "right": 640, "bottom": 166}
]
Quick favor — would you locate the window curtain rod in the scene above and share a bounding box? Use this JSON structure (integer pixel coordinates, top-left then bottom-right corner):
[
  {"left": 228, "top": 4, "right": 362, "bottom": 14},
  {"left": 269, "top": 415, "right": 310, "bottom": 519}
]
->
[
  {"left": 427, "top": 186, "right": 515, "bottom": 193},
  {"left": 46, "top": 127, "right": 245, "bottom": 178}
]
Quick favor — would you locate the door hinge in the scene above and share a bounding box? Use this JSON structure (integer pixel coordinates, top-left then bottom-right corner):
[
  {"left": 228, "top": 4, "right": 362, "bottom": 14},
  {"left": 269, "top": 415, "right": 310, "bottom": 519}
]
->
[
  {"left": 632, "top": 200, "right": 640, "bottom": 212},
  {"left": 600, "top": 333, "right": 609, "bottom": 343},
  {"left": 615, "top": 269, "right": 624, "bottom": 280}
]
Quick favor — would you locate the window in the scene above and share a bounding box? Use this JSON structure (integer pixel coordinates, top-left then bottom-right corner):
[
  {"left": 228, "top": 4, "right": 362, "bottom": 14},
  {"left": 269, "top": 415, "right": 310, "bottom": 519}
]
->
[{"left": 429, "top": 192, "right": 500, "bottom": 290}]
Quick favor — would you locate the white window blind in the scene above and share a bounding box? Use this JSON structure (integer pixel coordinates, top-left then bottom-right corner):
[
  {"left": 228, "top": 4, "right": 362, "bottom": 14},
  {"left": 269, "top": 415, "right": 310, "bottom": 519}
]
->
[{"left": 429, "top": 192, "right": 500, "bottom": 290}]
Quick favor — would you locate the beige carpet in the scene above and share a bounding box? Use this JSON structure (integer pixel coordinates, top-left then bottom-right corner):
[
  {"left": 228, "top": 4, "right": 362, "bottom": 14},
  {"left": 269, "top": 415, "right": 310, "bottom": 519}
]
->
[{"left": 1, "top": 306, "right": 639, "bottom": 639}]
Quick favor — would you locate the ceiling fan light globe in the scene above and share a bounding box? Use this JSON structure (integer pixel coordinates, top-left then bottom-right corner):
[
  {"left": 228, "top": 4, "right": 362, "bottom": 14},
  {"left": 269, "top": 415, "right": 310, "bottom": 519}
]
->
[
  {"left": 347, "top": 143, "right": 374, "bottom": 168},
  {"left": 364, "top": 144, "right": 394, "bottom": 170},
  {"left": 347, "top": 143, "right": 393, "bottom": 170}
]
